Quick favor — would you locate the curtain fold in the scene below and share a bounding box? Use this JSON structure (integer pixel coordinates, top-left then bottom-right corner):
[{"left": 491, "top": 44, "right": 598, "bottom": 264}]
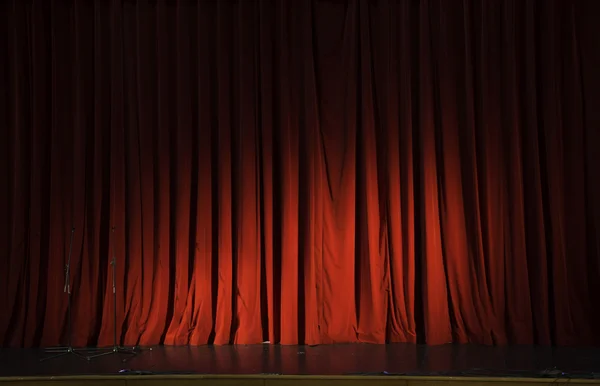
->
[{"left": 1, "top": 0, "right": 599, "bottom": 348}]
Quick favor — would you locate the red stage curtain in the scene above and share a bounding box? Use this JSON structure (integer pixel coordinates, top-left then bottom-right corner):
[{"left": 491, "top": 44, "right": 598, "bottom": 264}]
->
[{"left": 1, "top": 0, "right": 600, "bottom": 348}]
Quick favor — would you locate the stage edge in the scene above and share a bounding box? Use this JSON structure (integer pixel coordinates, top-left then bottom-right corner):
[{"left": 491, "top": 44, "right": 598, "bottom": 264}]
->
[{"left": 1, "top": 375, "right": 599, "bottom": 386}]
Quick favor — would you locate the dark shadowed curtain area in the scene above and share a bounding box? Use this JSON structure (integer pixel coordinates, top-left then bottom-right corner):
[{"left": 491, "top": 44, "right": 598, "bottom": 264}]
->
[{"left": 1, "top": 0, "right": 600, "bottom": 348}]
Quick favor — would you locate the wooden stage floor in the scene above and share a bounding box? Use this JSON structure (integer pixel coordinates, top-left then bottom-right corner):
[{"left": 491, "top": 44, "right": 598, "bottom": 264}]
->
[{"left": 1, "top": 344, "right": 600, "bottom": 386}]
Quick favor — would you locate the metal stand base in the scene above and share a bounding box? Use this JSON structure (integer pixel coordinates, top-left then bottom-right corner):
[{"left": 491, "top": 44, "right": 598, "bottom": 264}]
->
[
  {"left": 86, "top": 346, "right": 141, "bottom": 362},
  {"left": 40, "top": 347, "right": 88, "bottom": 362},
  {"left": 40, "top": 228, "right": 85, "bottom": 364},
  {"left": 85, "top": 227, "right": 144, "bottom": 364}
]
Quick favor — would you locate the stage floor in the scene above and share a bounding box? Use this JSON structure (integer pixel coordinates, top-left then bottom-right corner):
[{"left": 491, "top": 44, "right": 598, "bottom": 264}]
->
[{"left": 1, "top": 344, "right": 600, "bottom": 378}]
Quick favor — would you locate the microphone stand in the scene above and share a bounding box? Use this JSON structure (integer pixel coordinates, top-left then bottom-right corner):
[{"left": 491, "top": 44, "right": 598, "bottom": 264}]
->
[
  {"left": 41, "top": 228, "right": 88, "bottom": 361},
  {"left": 87, "top": 226, "right": 140, "bottom": 362}
]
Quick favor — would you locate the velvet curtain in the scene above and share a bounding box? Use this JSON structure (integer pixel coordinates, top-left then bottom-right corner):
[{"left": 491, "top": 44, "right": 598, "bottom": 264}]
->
[{"left": 1, "top": 0, "right": 600, "bottom": 348}]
